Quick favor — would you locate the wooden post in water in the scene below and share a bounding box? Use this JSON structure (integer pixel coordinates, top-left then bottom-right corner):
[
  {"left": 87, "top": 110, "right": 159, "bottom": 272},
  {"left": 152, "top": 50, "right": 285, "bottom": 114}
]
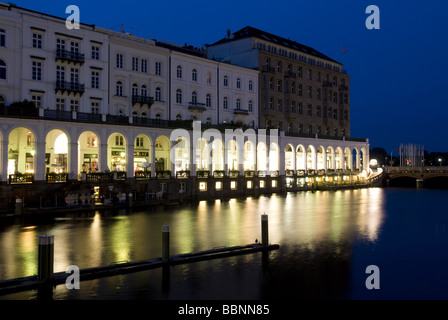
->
[
  {"left": 162, "top": 224, "right": 170, "bottom": 260},
  {"left": 38, "top": 235, "right": 54, "bottom": 282},
  {"left": 261, "top": 214, "right": 269, "bottom": 246}
]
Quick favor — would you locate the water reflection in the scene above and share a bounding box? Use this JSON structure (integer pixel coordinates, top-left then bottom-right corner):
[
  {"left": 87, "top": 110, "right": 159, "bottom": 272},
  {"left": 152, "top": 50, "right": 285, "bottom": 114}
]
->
[{"left": 0, "top": 188, "right": 388, "bottom": 299}]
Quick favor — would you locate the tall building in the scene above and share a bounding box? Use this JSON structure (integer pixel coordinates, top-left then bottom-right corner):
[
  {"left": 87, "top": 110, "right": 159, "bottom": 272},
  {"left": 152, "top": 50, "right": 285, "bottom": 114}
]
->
[{"left": 207, "top": 26, "right": 351, "bottom": 137}]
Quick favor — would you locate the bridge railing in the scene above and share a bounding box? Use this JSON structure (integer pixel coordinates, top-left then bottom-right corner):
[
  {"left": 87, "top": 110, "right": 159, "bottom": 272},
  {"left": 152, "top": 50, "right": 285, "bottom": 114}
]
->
[{"left": 386, "top": 166, "right": 448, "bottom": 173}]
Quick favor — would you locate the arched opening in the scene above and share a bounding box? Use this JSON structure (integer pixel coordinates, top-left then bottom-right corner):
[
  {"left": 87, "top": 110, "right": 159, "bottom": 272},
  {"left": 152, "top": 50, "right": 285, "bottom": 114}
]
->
[
  {"left": 326, "top": 146, "right": 334, "bottom": 170},
  {"left": 211, "top": 138, "right": 224, "bottom": 172},
  {"left": 107, "top": 133, "right": 126, "bottom": 171},
  {"left": 174, "top": 136, "right": 189, "bottom": 173},
  {"left": 307, "top": 145, "right": 315, "bottom": 170},
  {"left": 344, "top": 147, "right": 352, "bottom": 170},
  {"left": 269, "top": 142, "right": 279, "bottom": 173},
  {"left": 317, "top": 146, "right": 325, "bottom": 170},
  {"left": 78, "top": 131, "right": 99, "bottom": 173},
  {"left": 134, "top": 134, "right": 151, "bottom": 173},
  {"left": 46, "top": 129, "right": 69, "bottom": 174},
  {"left": 155, "top": 135, "right": 171, "bottom": 172},
  {"left": 257, "top": 142, "right": 268, "bottom": 172},
  {"left": 227, "top": 140, "right": 239, "bottom": 171},
  {"left": 296, "top": 145, "right": 305, "bottom": 170},
  {"left": 284, "top": 144, "right": 294, "bottom": 171},
  {"left": 8, "top": 127, "right": 35, "bottom": 176},
  {"left": 244, "top": 141, "right": 255, "bottom": 171},
  {"left": 335, "top": 147, "right": 343, "bottom": 169},
  {"left": 196, "top": 137, "right": 210, "bottom": 171}
]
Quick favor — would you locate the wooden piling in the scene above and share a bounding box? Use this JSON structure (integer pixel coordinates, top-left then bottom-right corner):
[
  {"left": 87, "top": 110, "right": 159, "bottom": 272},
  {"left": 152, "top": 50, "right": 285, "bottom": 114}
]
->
[
  {"left": 261, "top": 214, "right": 268, "bottom": 245},
  {"left": 162, "top": 224, "right": 170, "bottom": 260},
  {"left": 37, "top": 235, "right": 54, "bottom": 282}
]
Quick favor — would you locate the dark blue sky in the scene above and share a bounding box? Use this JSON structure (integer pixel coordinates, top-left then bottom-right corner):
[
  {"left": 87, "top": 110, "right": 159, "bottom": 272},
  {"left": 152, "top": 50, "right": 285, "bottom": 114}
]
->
[{"left": 14, "top": 0, "right": 448, "bottom": 153}]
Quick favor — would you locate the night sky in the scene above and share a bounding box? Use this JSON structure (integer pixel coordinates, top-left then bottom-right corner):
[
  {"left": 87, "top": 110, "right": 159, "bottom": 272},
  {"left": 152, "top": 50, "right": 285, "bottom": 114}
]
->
[{"left": 12, "top": 0, "right": 448, "bottom": 153}]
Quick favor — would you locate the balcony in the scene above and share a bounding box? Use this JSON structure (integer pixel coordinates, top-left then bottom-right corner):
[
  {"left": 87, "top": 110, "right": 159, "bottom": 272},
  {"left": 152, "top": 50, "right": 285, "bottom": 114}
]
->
[
  {"left": 55, "top": 49, "right": 85, "bottom": 65},
  {"left": 132, "top": 95, "right": 154, "bottom": 107},
  {"left": 55, "top": 81, "right": 85, "bottom": 96},
  {"left": 233, "top": 108, "right": 249, "bottom": 115},
  {"left": 188, "top": 101, "right": 207, "bottom": 112}
]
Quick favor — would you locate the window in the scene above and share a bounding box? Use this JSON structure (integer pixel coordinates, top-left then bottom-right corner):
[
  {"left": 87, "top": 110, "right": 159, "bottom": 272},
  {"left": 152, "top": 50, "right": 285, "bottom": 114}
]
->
[
  {"left": 328, "top": 107, "right": 332, "bottom": 118},
  {"left": 223, "top": 75, "right": 228, "bottom": 87},
  {"left": 116, "top": 53, "right": 123, "bottom": 68},
  {"left": 344, "top": 110, "right": 348, "bottom": 120},
  {"left": 91, "top": 71, "right": 99, "bottom": 89},
  {"left": 291, "top": 101, "right": 296, "bottom": 113},
  {"left": 31, "top": 95, "right": 42, "bottom": 108},
  {"left": 269, "top": 77, "right": 274, "bottom": 89},
  {"left": 32, "top": 61, "right": 42, "bottom": 81},
  {"left": 135, "top": 137, "right": 144, "bottom": 147},
  {"left": 176, "top": 65, "right": 182, "bottom": 78},
  {"left": 91, "top": 45, "right": 100, "bottom": 60},
  {"left": 277, "top": 99, "right": 282, "bottom": 111},
  {"left": 56, "top": 65, "right": 65, "bottom": 83},
  {"left": 56, "top": 98, "right": 65, "bottom": 111},
  {"left": 70, "top": 99, "right": 78, "bottom": 112},
  {"left": 155, "top": 62, "right": 162, "bottom": 76},
  {"left": 333, "top": 109, "right": 337, "bottom": 119},
  {"left": 155, "top": 87, "right": 162, "bottom": 101},
  {"left": 277, "top": 80, "right": 282, "bottom": 92},
  {"left": 176, "top": 114, "right": 182, "bottom": 121},
  {"left": 141, "top": 85, "right": 147, "bottom": 97},
  {"left": 132, "top": 83, "right": 139, "bottom": 96},
  {"left": 298, "top": 66, "right": 302, "bottom": 78},
  {"left": 277, "top": 61, "right": 282, "bottom": 72},
  {"left": 70, "top": 68, "right": 79, "bottom": 83},
  {"left": 0, "top": 59, "right": 6, "bottom": 80},
  {"left": 223, "top": 97, "right": 228, "bottom": 109},
  {"left": 307, "top": 69, "right": 312, "bottom": 80},
  {"left": 248, "top": 100, "right": 253, "bottom": 112},
  {"left": 308, "top": 125, "right": 312, "bottom": 134},
  {"left": 291, "top": 81, "right": 295, "bottom": 94},
  {"left": 116, "top": 81, "right": 123, "bottom": 96},
  {"left": 0, "top": 28, "right": 5, "bottom": 47},
  {"left": 32, "top": 33, "right": 42, "bottom": 49},
  {"left": 307, "top": 104, "right": 313, "bottom": 116},
  {"left": 91, "top": 101, "right": 99, "bottom": 114},
  {"left": 269, "top": 97, "right": 274, "bottom": 110},
  {"left": 115, "top": 135, "right": 124, "bottom": 146},
  {"left": 236, "top": 78, "right": 241, "bottom": 89},
  {"left": 70, "top": 41, "right": 79, "bottom": 53},
  {"left": 298, "top": 124, "right": 303, "bottom": 133},
  {"left": 132, "top": 57, "right": 139, "bottom": 72},
  {"left": 317, "top": 126, "right": 321, "bottom": 135},
  {"left": 176, "top": 89, "right": 182, "bottom": 104},
  {"left": 317, "top": 106, "right": 321, "bottom": 117},
  {"left": 317, "top": 88, "right": 321, "bottom": 100},
  {"left": 298, "top": 103, "right": 303, "bottom": 115},
  {"left": 249, "top": 80, "right": 253, "bottom": 91},
  {"left": 206, "top": 93, "right": 211, "bottom": 108},
  {"left": 191, "top": 91, "right": 197, "bottom": 103},
  {"left": 298, "top": 84, "right": 302, "bottom": 96},
  {"left": 192, "top": 69, "right": 197, "bottom": 81},
  {"left": 308, "top": 86, "right": 312, "bottom": 98},
  {"left": 236, "top": 98, "right": 241, "bottom": 110},
  {"left": 141, "top": 59, "right": 148, "bottom": 73},
  {"left": 56, "top": 38, "right": 65, "bottom": 51}
]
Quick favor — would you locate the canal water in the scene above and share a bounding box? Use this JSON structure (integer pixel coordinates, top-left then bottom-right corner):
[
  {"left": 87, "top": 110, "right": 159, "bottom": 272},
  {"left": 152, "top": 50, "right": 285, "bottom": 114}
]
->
[{"left": 0, "top": 187, "right": 448, "bottom": 300}]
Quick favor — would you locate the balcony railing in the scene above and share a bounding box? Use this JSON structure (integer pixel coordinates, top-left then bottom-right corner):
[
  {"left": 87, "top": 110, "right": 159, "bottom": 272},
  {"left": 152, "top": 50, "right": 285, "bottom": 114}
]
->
[
  {"left": 55, "top": 81, "right": 85, "bottom": 95},
  {"left": 188, "top": 102, "right": 207, "bottom": 112},
  {"left": 55, "top": 49, "right": 85, "bottom": 65},
  {"left": 135, "top": 171, "right": 151, "bottom": 180},
  {"left": 46, "top": 173, "right": 68, "bottom": 183},
  {"left": 233, "top": 109, "right": 249, "bottom": 115},
  {"left": 132, "top": 95, "right": 154, "bottom": 106},
  {"left": 8, "top": 173, "right": 34, "bottom": 184}
]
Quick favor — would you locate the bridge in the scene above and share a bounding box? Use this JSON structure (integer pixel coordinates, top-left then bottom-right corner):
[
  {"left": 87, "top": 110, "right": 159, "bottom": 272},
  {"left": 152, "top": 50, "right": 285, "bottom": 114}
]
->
[{"left": 384, "top": 166, "right": 448, "bottom": 188}]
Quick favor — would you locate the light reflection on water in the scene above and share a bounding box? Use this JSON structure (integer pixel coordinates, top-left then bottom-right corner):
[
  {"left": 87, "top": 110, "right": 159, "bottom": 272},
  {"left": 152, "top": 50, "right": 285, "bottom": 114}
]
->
[{"left": 3, "top": 187, "right": 447, "bottom": 299}]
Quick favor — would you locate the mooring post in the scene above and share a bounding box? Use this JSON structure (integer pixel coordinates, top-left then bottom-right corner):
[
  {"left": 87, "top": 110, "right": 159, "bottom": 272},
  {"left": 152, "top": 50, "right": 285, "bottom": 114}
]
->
[
  {"left": 162, "top": 224, "right": 170, "bottom": 260},
  {"left": 261, "top": 214, "right": 269, "bottom": 246},
  {"left": 128, "top": 192, "right": 133, "bottom": 207},
  {"left": 38, "top": 235, "right": 54, "bottom": 282},
  {"left": 15, "top": 197, "right": 23, "bottom": 215}
]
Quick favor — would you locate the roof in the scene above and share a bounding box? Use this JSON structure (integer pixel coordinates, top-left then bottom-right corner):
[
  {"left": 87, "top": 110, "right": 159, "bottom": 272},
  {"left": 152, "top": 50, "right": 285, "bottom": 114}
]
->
[{"left": 209, "top": 26, "right": 339, "bottom": 64}]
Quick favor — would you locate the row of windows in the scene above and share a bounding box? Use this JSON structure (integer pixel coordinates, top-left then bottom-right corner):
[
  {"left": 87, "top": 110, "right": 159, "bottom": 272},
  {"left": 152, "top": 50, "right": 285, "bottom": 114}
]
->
[
  {"left": 266, "top": 119, "right": 346, "bottom": 136},
  {"left": 116, "top": 53, "right": 162, "bottom": 75},
  {"left": 266, "top": 98, "right": 349, "bottom": 119},
  {"left": 175, "top": 89, "right": 254, "bottom": 112},
  {"left": 115, "top": 82, "right": 163, "bottom": 101}
]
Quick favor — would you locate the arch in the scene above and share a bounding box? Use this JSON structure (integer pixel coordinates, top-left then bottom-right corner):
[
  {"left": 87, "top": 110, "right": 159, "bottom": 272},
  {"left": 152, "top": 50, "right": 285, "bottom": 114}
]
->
[
  {"left": 195, "top": 137, "right": 210, "bottom": 171},
  {"left": 173, "top": 135, "right": 190, "bottom": 173},
  {"left": 227, "top": 139, "right": 239, "bottom": 171},
  {"left": 296, "top": 145, "right": 306, "bottom": 170},
  {"left": 107, "top": 132, "right": 127, "bottom": 172},
  {"left": 269, "top": 142, "right": 279, "bottom": 172},
  {"left": 344, "top": 147, "right": 352, "bottom": 170},
  {"left": 335, "top": 146, "right": 344, "bottom": 169},
  {"left": 78, "top": 130, "right": 100, "bottom": 174},
  {"left": 317, "top": 145, "right": 325, "bottom": 170},
  {"left": 284, "top": 144, "right": 294, "bottom": 171},
  {"left": 326, "top": 146, "right": 335, "bottom": 170},
  {"left": 244, "top": 140, "right": 255, "bottom": 171},
  {"left": 155, "top": 135, "right": 171, "bottom": 172},
  {"left": 46, "top": 129, "right": 70, "bottom": 174},
  {"left": 257, "top": 142, "right": 268, "bottom": 172},
  {"left": 8, "top": 127, "right": 36, "bottom": 176},
  {"left": 210, "top": 137, "right": 224, "bottom": 172},
  {"left": 306, "top": 145, "right": 316, "bottom": 170},
  {"left": 134, "top": 133, "right": 152, "bottom": 173}
]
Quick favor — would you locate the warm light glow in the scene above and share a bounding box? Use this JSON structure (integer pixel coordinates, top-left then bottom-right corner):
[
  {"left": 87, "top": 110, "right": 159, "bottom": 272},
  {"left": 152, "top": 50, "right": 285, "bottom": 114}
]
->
[
  {"left": 230, "top": 180, "right": 237, "bottom": 189},
  {"left": 199, "top": 181, "right": 207, "bottom": 191},
  {"left": 215, "top": 181, "right": 222, "bottom": 190},
  {"left": 247, "top": 180, "right": 253, "bottom": 189}
]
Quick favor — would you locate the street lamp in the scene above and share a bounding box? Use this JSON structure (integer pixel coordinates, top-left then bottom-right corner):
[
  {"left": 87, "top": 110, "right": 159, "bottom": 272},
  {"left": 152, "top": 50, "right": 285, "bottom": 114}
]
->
[{"left": 439, "top": 158, "right": 442, "bottom": 166}]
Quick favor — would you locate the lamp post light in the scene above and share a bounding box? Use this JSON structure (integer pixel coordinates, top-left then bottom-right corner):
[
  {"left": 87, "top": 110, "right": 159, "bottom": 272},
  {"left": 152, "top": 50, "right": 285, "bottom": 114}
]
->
[{"left": 438, "top": 158, "right": 442, "bottom": 167}]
